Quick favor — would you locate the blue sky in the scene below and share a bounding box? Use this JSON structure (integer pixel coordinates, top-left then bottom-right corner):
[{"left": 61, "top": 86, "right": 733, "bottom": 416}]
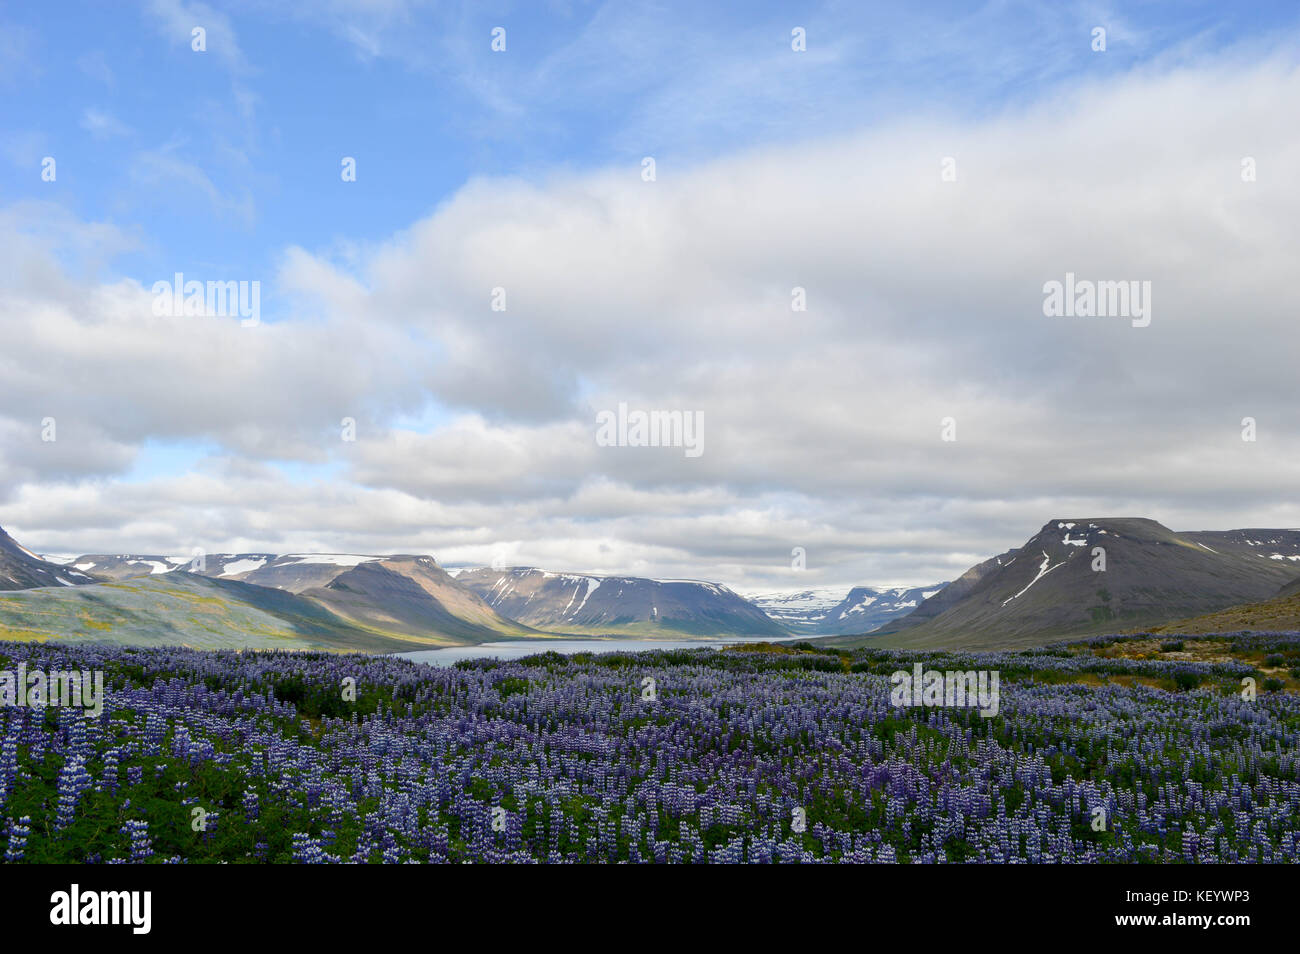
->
[
  {"left": 7, "top": 0, "right": 1295, "bottom": 292},
  {"left": 3, "top": 2, "right": 1300, "bottom": 586}
]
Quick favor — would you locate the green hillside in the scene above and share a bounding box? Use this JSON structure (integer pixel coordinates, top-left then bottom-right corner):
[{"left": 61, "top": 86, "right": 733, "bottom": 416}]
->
[{"left": 0, "top": 573, "right": 445, "bottom": 652}]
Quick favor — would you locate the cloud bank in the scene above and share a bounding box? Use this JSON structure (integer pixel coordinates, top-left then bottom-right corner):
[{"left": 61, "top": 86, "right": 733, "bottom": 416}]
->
[{"left": 3, "top": 49, "right": 1300, "bottom": 589}]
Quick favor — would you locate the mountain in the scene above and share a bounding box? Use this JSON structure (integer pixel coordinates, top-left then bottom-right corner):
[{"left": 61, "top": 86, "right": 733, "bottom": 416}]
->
[
  {"left": 12, "top": 539, "right": 538, "bottom": 646},
  {"left": 1179, "top": 528, "right": 1300, "bottom": 566},
  {"left": 69, "top": 552, "right": 275, "bottom": 581},
  {"left": 1144, "top": 573, "right": 1300, "bottom": 636},
  {"left": 0, "top": 527, "right": 99, "bottom": 590},
  {"left": 177, "top": 552, "right": 380, "bottom": 590},
  {"left": 176, "top": 552, "right": 538, "bottom": 643},
  {"left": 742, "top": 586, "right": 845, "bottom": 632},
  {"left": 296, "top": 557, "right": 539, "bottom": 643},
  {"left": 63, "top": 554, "right": 192, "bottom": 581},
  {"left": 747, "top": 583, "right": 947, "bottom": 635},
  {"left": 886, "top": 550, "right": 1019, "bottom": 631},
  {"left": 0, "top": 572, "right": 425, "bottom": 651},
  {"left": 825, "top": 518, "right": 1300, "bottom": 650},
  {"left": 17, "top": 519, "right": 1300, "bottom": 651},
  {"left": 456, "top": 567, "right": 787, "bottom": 637}
]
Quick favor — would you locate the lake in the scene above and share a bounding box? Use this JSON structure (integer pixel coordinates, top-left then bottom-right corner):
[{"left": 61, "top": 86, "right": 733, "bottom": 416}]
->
[{"left": 394, "top": 634, "right": 791, "bottom": 666}]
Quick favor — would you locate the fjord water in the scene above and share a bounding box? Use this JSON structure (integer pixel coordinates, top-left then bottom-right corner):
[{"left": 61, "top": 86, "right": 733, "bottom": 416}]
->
[{"left": 395, "top": 634, "right": 779, "bottom": 666}]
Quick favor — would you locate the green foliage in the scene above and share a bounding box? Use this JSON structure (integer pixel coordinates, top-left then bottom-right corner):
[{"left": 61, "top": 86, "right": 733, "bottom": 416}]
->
[
  {"left": 6, "top": 634, "right": 1296, "bottom": 864},
  {"left": 495, "top": 676, "right": 530, "bottom": 698}
]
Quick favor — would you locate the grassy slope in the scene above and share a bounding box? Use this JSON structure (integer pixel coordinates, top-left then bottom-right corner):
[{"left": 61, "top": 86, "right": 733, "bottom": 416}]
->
[
  {"left": 0, "top": 574, "right": 450, "bottom": 652},
  {"left": 816, "top": 626, "right": 1063, "bottom": 652},
  {"left": 1141, "top": 591, "right": 1300, "bottom": 636},
  {"left": 0, "top": 570, "right": 697, "bottom": 651}
]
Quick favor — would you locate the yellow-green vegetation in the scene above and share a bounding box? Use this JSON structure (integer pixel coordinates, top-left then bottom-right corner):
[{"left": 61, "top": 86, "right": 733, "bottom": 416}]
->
[
  {"left": 0, "top": 576, "right": 444, "bottom": 653},
  {"left": 1087, "top": 636, "right": 1237, "bottom": 663},
  {"left": 1064, "top": 634, "right": 1300, "bottom": 693},
  {"left": 725, "top": 640, "right": 855, "bottom": 671},
  {"left": 1138, "top": 591, "right": 1300, "bottom": 636},
  {"left": 726, "top": 640, "right": 799, "bottom": 654},
  {"left": 770, "top": 633, "right": 1300, "bottom": 696},
  {"left": 0, "top": 625, "right": 53, "bottom": 642}
]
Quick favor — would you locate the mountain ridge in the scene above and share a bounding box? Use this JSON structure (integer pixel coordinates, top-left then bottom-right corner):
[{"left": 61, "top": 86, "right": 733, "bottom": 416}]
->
[
  {"left": 455, "top": 566, "right": 787, "bottom": 637},
  {"left": 11, "top": 517, "right": 1300, "bottom": 651},
  {"left": 0, "top": 572, "right": 429, "bottom": 651},
  {"left": 823, "top": 518, "right": 1300, "bottom": 650},
  {"left": 0, "top": 528, "right": 100, "bottom": 590},
  {"left": 747, "top": 583, "right": 948, "bottom": 635}
]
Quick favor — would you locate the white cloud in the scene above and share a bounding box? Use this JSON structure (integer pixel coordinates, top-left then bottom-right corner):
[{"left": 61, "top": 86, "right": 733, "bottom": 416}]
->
[{"left": 4, "top": 48, "right": 1300, "bottom": 587}]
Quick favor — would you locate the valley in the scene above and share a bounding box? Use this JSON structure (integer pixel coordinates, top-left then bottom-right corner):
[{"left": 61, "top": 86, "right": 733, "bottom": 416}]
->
[{"left": 4, "top": 516, "right": 1300, "bottom": 653}]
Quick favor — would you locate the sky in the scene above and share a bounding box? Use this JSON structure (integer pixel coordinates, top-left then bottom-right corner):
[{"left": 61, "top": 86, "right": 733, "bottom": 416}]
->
[{"left": 2, "top": 1, "right": 1300, "bottom": 592}]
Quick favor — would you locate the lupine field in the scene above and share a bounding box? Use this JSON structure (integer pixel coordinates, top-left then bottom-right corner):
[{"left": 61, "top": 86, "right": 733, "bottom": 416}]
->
[{"left": 1, "top": 634, "right": 1298, "bottom": 863}]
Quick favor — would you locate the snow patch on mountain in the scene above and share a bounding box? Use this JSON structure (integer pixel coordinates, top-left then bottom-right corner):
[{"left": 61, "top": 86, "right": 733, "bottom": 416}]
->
[
  {"left": 219, "top": 557, "right": 269, "bottom": 576},
  {"left": 573, "top": 577, "right": 601, "bottom": 613},
  {"left": 1002, "top": 551, "right": 1062, "bottom": 606},
  {"left": 748, "top": 582, "right": 948, "bottom": 635}
]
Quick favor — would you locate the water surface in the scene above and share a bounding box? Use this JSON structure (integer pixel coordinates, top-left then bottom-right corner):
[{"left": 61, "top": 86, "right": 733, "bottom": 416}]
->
[{"left": 394, "top": 635, "right": 787, "bottom": 666}]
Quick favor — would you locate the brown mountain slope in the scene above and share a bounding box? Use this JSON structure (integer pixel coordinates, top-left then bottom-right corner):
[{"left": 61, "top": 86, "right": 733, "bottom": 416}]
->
[
  {"left": 823, "top": 518, "right": 1300, "bottom": 650},
  {"left": 1144, "top": 576, "right": 1300, "bottom": 635},
  {"left": 0, "top": 527, "right": 99, "bottom": 590},
  {"left": 299, "top": 557, "right": 540, "bottom": 642},
  {"left": 456, "top": 567, "right": 787, "bottom": 637}
]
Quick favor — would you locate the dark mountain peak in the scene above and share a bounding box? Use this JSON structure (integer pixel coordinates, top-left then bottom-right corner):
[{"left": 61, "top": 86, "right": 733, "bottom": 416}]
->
[
  {"left": 1029, "top": 517, "right": 1176, "bottom": 546},
  {"left": 855, "top": 517, "right": 1300, "bottom": 650},
  {"left": 0, "top": 526, "right": 99, "bottom": 590},
  {"left": 0, "top": 525, "right": 40, "bottom": 561}
]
